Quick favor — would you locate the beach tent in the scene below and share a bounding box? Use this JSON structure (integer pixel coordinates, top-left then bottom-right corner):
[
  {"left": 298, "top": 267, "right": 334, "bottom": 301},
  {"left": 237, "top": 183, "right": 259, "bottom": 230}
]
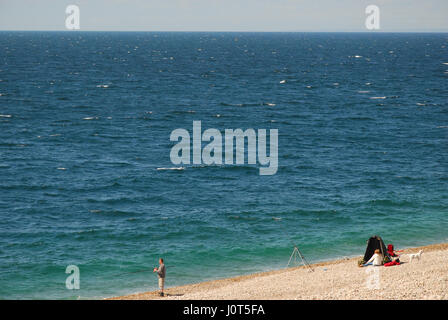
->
[{"left": 363, "top": 235, "right": 390, "bottom": 262}]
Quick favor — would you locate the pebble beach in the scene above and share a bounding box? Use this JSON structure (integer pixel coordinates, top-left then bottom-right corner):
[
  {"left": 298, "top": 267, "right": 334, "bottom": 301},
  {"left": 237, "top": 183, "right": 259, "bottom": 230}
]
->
[{"left": 112, "top": 243, "right": 448, "bottom": 300}]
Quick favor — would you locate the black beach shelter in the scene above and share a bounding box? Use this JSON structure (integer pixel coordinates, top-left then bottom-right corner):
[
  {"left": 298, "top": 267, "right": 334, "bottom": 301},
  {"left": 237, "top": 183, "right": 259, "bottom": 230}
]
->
[{"left": 363, "top": 235, "right": 390, "bottom": 262}]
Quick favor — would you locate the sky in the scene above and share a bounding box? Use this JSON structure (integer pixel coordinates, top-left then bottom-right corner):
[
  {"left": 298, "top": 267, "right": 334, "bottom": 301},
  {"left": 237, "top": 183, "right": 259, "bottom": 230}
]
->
[{"left": 0, "top": 0, "right": 447, "bottom": 32}]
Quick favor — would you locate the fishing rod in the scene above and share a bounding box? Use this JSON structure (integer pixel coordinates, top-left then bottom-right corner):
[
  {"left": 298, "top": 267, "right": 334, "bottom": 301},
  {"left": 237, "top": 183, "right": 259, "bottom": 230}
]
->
[{"left": 112, "top": 266, "right": 175, "bottom": 277}]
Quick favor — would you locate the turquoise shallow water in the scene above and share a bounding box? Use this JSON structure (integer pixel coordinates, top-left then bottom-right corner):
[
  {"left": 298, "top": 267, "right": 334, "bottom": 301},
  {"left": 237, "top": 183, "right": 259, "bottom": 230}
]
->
[{"left": 0, "top": 32, "right": 447, "bottom": 299}]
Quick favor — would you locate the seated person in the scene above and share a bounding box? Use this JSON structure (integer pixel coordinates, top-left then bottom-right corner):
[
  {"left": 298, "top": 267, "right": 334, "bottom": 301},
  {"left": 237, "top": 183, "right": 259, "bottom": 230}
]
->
[
  {"left": 387, "top": 244, "right": 398, "bottom": 257},
  {"left": 363, "top": 249, "right": 383, "bottom": 266}
]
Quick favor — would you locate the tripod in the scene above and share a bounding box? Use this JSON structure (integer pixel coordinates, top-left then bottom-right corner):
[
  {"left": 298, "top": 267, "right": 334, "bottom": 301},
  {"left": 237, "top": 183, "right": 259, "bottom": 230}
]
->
[{"left": 287, "top": 246, "right": 314, "bottom": 272}]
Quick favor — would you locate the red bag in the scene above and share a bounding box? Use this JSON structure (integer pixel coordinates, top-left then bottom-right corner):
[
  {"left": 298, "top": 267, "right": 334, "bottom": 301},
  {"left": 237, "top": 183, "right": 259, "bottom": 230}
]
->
[{"left": 384, "top": 260, "right": 400, "bottom": 267}]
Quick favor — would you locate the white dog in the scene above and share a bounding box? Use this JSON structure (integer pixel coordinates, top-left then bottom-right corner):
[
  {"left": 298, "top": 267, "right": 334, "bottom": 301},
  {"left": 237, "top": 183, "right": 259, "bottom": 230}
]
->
[{"left": 408, "top": 250, "right": 423, "bottom": 262}]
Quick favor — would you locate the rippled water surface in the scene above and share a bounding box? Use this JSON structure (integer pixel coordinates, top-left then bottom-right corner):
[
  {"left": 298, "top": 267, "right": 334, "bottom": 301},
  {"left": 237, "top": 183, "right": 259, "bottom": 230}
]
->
[{"left": 0, "top": 32, "right": 447, "bottom": 299}]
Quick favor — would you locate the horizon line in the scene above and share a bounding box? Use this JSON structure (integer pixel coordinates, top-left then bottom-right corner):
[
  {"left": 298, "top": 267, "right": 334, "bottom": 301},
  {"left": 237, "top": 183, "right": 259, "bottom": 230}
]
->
[{"left": 1, "top": 30, "right": 448, "bottom": 33}]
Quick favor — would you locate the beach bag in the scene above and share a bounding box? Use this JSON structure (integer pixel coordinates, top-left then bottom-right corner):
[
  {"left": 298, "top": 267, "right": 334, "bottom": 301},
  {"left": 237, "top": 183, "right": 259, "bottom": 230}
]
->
[{"left": 384, "top": 260, "right": 400, "bottom": 267}]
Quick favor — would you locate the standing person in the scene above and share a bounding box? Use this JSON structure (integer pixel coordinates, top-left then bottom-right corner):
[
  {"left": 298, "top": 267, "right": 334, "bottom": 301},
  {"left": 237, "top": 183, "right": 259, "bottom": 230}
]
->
[{"left": 153, "top": 258, "right": 166, "bottom": 297}]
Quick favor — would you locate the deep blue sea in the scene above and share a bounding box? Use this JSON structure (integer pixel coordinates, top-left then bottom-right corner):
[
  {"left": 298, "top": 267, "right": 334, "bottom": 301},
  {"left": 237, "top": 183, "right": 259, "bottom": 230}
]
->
[{"left": 0, "top": 32, "right": 447, "bottom": 299}]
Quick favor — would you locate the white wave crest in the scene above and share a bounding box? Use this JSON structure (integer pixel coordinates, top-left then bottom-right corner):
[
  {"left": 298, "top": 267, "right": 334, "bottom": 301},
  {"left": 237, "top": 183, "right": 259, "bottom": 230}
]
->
[{"left": 156, "top": 167, "right": 185, "bottom": 171}]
